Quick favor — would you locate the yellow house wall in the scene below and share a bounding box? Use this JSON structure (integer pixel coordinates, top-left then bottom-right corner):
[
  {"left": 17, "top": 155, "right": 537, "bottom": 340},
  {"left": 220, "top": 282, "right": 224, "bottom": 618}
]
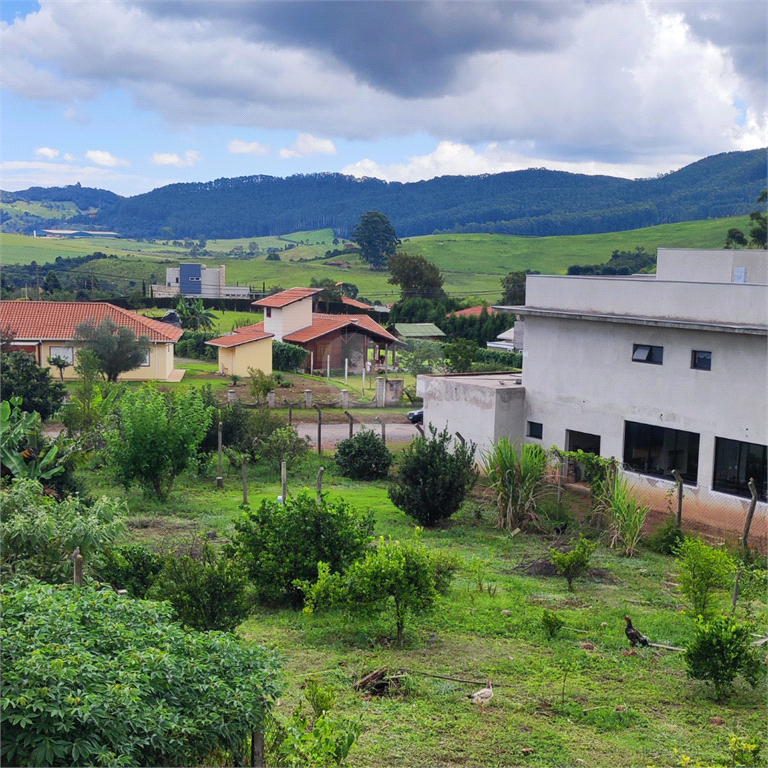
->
[
  {"left": 217, "top": 338, "right": 273, "bottom": 377},
  {"left": 41, "top": 340, "right": 177, "bottom": 381}
]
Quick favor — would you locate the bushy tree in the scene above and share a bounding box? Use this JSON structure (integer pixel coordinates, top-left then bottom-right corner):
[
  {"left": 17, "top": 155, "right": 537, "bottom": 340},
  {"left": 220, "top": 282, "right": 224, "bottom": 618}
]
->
[
  {"left": 444, "top": 338, "right": 477, "bottom": 373},
  {"left": 388, "top": 425, "right": 478, "bottom": 527},
  {"left": 335, "top": 429, "right": 393, "bottom": 480},
  {"left": 398, "top": 339, "right": 445, "bottom": 377},
  {"left": 301, "top": 535, "right": 458, "bottom": 646},
  {"left": 105, "top": 385, "right": 213, "bottom": 499},
  {"left": 148, "top": 541, "right": 252, "bottom": 632},
  {"left": 273, "top": 340, "right": 308, "bottom": 371},
  {"left": 748, "top": 189, "right": 766, "bottom": 249},
  {"left": 1, "top": 581, "right": 284, "bottom": 767},
  {"left": 675, "top": 537, "right": 736, "bottom": 619},
  {"left": 500, "top": 271, "right": 527, "bottom": 305},
  {"left": 233, "top": 492, "right": 374, "bottom": 606},
  {"left": 46, "top": 354, "right": 69, "bottom": 381},
  {"left": 387, "top": 252, "right": 446, "bottom": 299},
  {"left": 686, "top": 615, "right": 764, "bottom": 699},
  {"left": 0, "top": 352, "right": 66, "bottom": 420},
  {"left": 1, "top": 478, "right": 126, "bottom": 584},
  {"left": 350, "top": 211, "right": 400, "bottom": 269},
  {"left": 176, "top": 297, "right": 215, "bottom": 330},
  {"left": 75, "top": 316, "right": 150, "bottom": 382},
  {"left": 96, "top": 543, "right": 163, "bottom": 598},
  {"left": 549, "top": 535, "right": 597, "bottom": 591}
]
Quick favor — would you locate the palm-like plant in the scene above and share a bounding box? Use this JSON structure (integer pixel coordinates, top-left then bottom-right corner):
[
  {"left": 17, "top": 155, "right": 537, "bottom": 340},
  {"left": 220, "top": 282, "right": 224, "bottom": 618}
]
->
[
  {"left": 177, "top": 298, "right": 215, "bottom": 330},
  {"left": 608, "top": 476, "right": 649, "bottom": 557},
  {"left": 483, "top": 439, "right": 551, "bottom": 531}
]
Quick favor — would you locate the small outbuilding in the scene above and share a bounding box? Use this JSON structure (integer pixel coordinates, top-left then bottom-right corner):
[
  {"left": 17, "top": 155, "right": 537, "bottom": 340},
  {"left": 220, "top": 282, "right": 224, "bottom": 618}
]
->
[{"left": 205, "top": 325, "right": 274, "bottom": 378}]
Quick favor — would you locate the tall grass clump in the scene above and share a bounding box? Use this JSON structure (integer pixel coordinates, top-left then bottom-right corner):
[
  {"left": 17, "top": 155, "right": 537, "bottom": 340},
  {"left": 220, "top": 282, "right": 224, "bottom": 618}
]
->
[
  {"left": 608, "top": 476, "right": 650, "bottom": 557},
  {"left": 483, "top": 439, "right": 550, "bottom": 531}
]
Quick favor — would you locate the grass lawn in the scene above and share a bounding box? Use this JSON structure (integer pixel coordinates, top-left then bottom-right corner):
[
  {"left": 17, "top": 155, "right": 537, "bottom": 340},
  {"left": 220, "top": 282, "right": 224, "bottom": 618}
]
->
[{"left": 80, "top": 450, "right": 766, "bottom": 768}]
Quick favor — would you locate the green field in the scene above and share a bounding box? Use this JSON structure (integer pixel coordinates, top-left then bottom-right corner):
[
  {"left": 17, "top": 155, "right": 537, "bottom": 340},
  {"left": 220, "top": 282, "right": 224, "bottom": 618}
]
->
[
  {"left": 1, "top": 199, "right": 81, "bottom": 221},
  {"left": 1, "top": 216, "right": 750, "bottom": 302}
]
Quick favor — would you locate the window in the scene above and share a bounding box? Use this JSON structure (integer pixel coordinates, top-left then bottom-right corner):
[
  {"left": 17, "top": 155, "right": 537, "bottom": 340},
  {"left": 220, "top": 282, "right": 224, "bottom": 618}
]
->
[
  {"left": 189, "top": 276, "right": 201, "bottom": 282},
  {"left": 49, "top": 346, "right": 74, "bottom": 365},
  {"left": 632, "top": 344, "right": 663, "bottom": 364},
  {"left": 713, "top": 438, "right": 767, "bottom": 501},
  {"left": 623, "top": 420, "right": 699, "bottom": 483},
  {"left": 175, "top": 277, "right": 179, "bottom": 283},
  {"left": 266, "top": 307, "right": 272, "bottom": 318},
  {"left": 691, "top": 350, "right": 711, "bottom": 370},
  {"left": 527, "top": 421, "right": 543, "bottom": 439},
  {"left": 140, "top": 349, "right": 151, "bottom": 367}
]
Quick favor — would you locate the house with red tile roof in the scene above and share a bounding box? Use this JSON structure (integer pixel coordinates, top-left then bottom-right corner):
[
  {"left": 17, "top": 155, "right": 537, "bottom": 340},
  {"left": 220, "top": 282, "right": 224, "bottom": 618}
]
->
[
  {"left": 0, "top": 301, "right": 185, "bottom": 382},
  {"left": 447, "top": 305, "right": 496, "bottom": 318},
  {"left": 208, "top": 287, "right": 401, "bottom": 374}
]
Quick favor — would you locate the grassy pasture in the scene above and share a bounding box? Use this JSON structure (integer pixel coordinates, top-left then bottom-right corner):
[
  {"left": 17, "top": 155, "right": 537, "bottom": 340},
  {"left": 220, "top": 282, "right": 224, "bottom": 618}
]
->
[
  {"left": 80, "top": 447, "right": 766, "bottom": 768},
  {"left": 1, "top": 200, "right": 80, "bottom": 221},
  {"left": 1, "top": 216, "right": 751, "bottom": 303}
]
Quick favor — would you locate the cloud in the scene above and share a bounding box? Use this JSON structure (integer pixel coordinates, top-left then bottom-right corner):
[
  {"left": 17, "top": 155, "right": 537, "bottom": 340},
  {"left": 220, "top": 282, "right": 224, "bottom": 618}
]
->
[
  {"left": 228, "top": 139, "right": 270, "bottom": 155},
  {"left": 2, "top": 1, "right": 765, "bottom": 174},
  {"left": 151, "top": 150, "right": 202, "bottom": 167},
  {"left": 34, "top": 147, "right": 59, "bottom": 159},
  {"left": 63, "top": 153, "right": 75, "bottom": 162},
  {"left": 85, "top": 149, "right": 129, "bottom": 167},
  {"left": 279, "top": 133, "right": 336, "bottom": 158},
  {"left": 63, "top": 106, "right": 90, "bottom": 125}
]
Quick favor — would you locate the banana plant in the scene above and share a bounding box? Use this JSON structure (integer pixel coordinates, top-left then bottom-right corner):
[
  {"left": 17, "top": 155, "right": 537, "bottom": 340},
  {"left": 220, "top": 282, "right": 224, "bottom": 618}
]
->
[{"left": 1, "top": 398, "right": 66, "bottom": 481}]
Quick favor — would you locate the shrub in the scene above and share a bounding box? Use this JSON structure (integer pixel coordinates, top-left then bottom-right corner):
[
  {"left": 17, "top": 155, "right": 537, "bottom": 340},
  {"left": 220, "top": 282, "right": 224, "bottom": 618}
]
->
[
  {"left": 96, "top": 542, "right": 163, "bottom": 598},
  {"left": 542, "top": 609, "right": 565, "bottom": 638},
  {"left": 302, "top": 535, "right": 459, "bottom": 646},
  {"left": 608, "top": 476, "right": 649, "bottom": 557},
  {"left": 233, "top": 492, "right": 374, "bottom": 606},
  {"left": 105, "top": 385, "right": 213, "bottom": 499},
  {"left": 273, "top": 340, "right": 308, "bottom": 371},
  {"left": 0, "top": 352, "right": 66, "bottom": 420},
  {"left": 675, "top": 537, "right": 736, "bottom": 619},
  {"left": 549, "top": 535, "right": 597, "bottom": 591},
  {"left": 175, "top": 330, "right": 218, "bottom": 360},
  {"left": 685, "top": 615, "right": 763, "bottom": 699},
  {"left": 388, "top": 424, "right": 478, "bottom": 527},
  {"left": 335, "top": 429, "right": 393, "bottom": 480},
  {"left": 148, "top": 541, "right": 251, "bottom": 632},
  {"left": 472, "top": 347, "right": 522, "bottom": 369},
  {"left": 482, "top": 439, "right": 550, "bottom": 531},
  {"left": 1, "top": 478, "right": 126, "bottom": 584},
  {"left": 266, "top": 252, "right": 281, "bottom": 261},
  {"left": 253, "top": 425, "right": 312, "bottom": 471},
  {"left": 248, "top": 367, "right": 280, "bottom": 401},
  {"left": 646, "top": 515, "right": 684, "bottom": 555},
  {"left": 1, "top": 581, "right": 284, "bottom": 767}
]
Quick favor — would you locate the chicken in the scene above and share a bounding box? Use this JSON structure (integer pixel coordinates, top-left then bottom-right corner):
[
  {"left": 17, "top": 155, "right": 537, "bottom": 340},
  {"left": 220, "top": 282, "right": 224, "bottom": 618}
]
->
[
  {"left": 624, "top": 615, "right": 650, "bottom": 647},
  {"left": 468, "top": 678, "right": 493, "bottom": 713}
]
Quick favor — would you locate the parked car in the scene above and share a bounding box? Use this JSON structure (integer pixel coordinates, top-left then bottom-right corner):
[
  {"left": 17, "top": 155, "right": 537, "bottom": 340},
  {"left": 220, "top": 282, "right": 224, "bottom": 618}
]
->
[{"left": 406, "top": 408, "right": 423, "bottom": 424}]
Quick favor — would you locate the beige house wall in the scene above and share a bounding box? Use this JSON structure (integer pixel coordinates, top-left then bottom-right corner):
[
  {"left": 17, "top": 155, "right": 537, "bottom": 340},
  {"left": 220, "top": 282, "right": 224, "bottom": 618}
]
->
[
  {"left": 216, "top": 338, "right": 273, "bottom": 377},
  {"left": 41, "top": 340, "right": 178, "bottom": 381},
  {"left": 263, "top": 298, "right": 313, "bottom": 340}
]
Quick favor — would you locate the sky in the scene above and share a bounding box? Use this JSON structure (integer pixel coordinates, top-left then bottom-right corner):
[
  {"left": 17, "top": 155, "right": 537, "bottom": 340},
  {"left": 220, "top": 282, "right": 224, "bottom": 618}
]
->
[{"left": 1, "top": 0, "right": 766, "bottom": 197}]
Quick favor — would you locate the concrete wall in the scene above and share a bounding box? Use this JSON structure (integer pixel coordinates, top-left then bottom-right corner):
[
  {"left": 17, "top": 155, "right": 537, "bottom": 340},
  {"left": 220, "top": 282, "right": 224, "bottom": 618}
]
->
[
  {"left": 525, "top": 274, "right": 767, "bottom": 326},
  {"left": 42, "top": 340, "right": 177, "bottom": 381},
  {"left": 421, "top": 374, "right": 526, "bottom": 458},
  {"left": 522, "top": 314, "right": 767, "bottom": 508},
  {"left": 216, "top": 337, "right": 273, "bottom": 378},
  {"left": 656, "top": 248, "right": 768, "bottom": 285},
  {"left": 263, "top": 297, "right": 313, "bottom": 340}
]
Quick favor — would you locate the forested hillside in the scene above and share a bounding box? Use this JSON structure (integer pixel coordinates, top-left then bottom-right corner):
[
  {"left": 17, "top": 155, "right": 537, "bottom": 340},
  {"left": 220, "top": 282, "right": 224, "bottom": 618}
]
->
[{"left": 4, "top": 149, "right": 765, "bottom": 240}]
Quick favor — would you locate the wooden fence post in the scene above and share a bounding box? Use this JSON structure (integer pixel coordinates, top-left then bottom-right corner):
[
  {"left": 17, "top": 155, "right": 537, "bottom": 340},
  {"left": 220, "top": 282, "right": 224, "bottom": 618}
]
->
[
  {"left": 217, "top": 419, "right": 224, "bottom": 489},
  {"left": 73, "top": 553, "right": 84, "bottom": 586},
  {"left": 317, "top": 466, "right": 325, "bottom": 502},
  {"left": 314, "top": 404, "right": 322, "bottom": 456},
  {"left": 375, "top": 416, "right": 386, "bottom": 445},
  {"left": 242, "top": 456, "right": 248, "bottom": 505},
  {"left": 344, "top": 410, "right": 354, "bottom": 439},
  {"left": 251, "top": 729, "right": 264, "bottom": 768},
  {"left": 283, "top": 398, "right": 292, "bottom": 425},
  {"left": 671, "top": 469, "right": 683, "bottom": 528},
  {"left": 281, "top": 460, "right": 287, "bottom": 505},
  {"left": 741, "top": 478, "right": 759, "bottom": 550}
]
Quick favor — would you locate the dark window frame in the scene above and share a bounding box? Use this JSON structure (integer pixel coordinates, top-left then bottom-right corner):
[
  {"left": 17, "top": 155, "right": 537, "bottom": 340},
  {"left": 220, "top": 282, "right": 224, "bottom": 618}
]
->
[
  {"left": 265, "top": 307, "right": 272, "bottom": 318},
  {"left": 632, "top": 344, "right": 663, "bottom": 365},
  {"left": 691, "top": 350, "right": 712, "bottom": 370},
  {"left": 623, "top": 420, "right": 699, "bottom": 484},
  {"left": 527, "top": 421, "right": 543, "bottom": 439},
  {"left": 713, "top": 437, "right": 767, "bottom": 501}
]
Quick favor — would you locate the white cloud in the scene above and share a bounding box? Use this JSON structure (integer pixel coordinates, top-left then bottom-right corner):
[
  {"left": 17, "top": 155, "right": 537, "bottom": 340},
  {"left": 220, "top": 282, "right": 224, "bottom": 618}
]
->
[
  {"left": 34, "top": 147, "right": 59, "bottom": 159},
  {"left": 150, "top": 150, "right": 202, "bottom": 167},
  {"left": 228, "top": 139, "right": 270, "bottom": 155},
  {"left": 279, "top": 134, "right": 336, "bottom": 159},
  {"left": 63, "top": 153, "right": 75, "bottom": 161},
  {"left": 63, "top": 106, "right": 90, "bottom": 125},
  {"left": 85, "top": 149, "right": 129, "bottom": 167}
]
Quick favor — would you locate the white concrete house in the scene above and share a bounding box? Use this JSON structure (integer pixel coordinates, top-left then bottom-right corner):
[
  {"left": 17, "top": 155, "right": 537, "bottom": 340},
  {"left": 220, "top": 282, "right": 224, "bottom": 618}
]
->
[
  {"left": 421, "top": 248, "right": 767, "bottom": 526},
  {"left": 153, "top": 263, "right": 250, "bottom": 299}
]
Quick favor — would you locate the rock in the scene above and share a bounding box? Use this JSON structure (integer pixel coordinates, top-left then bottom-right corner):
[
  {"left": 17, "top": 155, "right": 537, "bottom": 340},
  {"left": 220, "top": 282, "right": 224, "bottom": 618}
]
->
[
  {"left": 501, "top": 610, "right": 511, "bottom": 615},
  {"left": 521, "top": 747, "right": 535, "bottom": 756}
]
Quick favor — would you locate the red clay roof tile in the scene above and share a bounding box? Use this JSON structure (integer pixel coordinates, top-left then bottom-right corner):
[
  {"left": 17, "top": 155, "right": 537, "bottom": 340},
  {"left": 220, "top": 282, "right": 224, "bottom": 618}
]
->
[{"left": 252, "top": 287, "right": 321, "bottom": 309}]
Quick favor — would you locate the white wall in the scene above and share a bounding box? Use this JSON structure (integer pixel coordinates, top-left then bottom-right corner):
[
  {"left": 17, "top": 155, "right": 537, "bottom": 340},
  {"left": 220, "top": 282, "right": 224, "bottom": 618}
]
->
[
  {"left": 656, "top": 248, "right": 768, "bottom": 284},
  {"left": 263, "top": 297, "right": 313, "bottom": 340}
]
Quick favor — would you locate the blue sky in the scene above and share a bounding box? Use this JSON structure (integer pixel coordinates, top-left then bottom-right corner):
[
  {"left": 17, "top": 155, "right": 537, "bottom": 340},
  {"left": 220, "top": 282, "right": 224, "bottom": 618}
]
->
[{"left": 2, "top": 1, "right": 766, "bottom": 197}]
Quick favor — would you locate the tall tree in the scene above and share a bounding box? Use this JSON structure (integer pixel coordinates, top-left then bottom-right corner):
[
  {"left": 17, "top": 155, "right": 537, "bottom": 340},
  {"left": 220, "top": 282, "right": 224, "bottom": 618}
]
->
[
  {"left": 748, "top": 189, "right": 767, "bottom": 249},
  {"left": 350, "top": 211, "right": 400, "bottom": 269},
  {"left": 0, "top": 353, "right": 67, "bottom": 420},
  {"left": 387, "top": 252, "right": 446, "bottom": 299},
  {"left": 75, "top": 316, "right": 150, "bottom": 383},
  {"left": 500, "top": 271, "right": 527, "bottom": 305}
]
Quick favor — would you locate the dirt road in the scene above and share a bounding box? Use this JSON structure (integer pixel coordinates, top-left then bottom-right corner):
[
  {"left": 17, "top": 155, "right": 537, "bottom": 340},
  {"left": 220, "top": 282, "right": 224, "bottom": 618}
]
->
[{"left": 295, "top": 420, "right": 421, "bottom": 450}]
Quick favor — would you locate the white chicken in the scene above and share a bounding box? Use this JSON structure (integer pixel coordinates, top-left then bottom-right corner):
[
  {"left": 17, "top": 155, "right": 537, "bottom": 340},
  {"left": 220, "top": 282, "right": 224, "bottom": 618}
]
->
[{"left": 468, "top": 678, "right": 493, "bottom": 713}]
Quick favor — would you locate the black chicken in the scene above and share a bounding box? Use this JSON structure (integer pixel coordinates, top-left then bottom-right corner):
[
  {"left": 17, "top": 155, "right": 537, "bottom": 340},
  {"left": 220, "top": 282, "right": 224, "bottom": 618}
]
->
[{"left": 624, "top": 615, "right": 650, "bottom": 647}]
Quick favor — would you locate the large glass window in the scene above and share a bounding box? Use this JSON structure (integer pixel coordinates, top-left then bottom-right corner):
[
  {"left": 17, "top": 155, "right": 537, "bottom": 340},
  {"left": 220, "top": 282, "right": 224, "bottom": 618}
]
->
[
  {"left": 713, "top": 438, "right": 767, "bottom": 501},
  {"left": 623, "top": 421, "right": 699, "bottom": 484}
]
